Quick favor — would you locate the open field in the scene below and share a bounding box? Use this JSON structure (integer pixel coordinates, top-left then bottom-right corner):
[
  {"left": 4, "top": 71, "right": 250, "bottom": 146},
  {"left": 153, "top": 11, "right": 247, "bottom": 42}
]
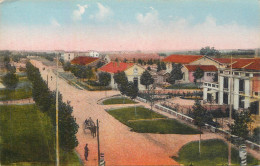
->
[
  {"left": 175, "top": 139, "right": 259, "bottom": 166},
  {"left": 0, "top": 104, "right": 82, "bottom": 166},
  {"left": 103, "top": 97, "right": 137, "bottom": 105},
  {"left": 108, "top": 106, "right": 201, "bottom": 134}
]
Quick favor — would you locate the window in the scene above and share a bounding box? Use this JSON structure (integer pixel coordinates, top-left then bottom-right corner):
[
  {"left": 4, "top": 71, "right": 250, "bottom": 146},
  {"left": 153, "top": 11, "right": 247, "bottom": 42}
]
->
[
  {"left": 220, "top": 71, "right": 223, "bottom": 74},
  {"left": 239, "top": 79, "right": 244, "bottom": 92},
  {"left": 224, "top": 77, "right": 229, "bottom": 89},
  {"left": 235, "top": 72, "right": 239, "bottom": 75},
  {"left": 246, "top": 73, "right": 250, "bottom": 77},
  {"left": 239, "top": 96, "right": 245, "bottom": 108},
  {"left": 223, "top": 93, "right": 228, "bottom": 104},
  {"left": 255, "top": 92, "right": 259, "bottom": 96},
  {"left": 133, "top": 68, "right": 138, "bottom": 75}
]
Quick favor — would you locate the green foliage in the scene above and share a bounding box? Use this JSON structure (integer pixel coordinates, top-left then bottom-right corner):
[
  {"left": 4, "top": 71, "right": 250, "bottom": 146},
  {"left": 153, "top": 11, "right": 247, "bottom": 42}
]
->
[
  {"left": 3, "top": 72, "right": 19, "bottom": 89},
  {"left": 98, "top": 72, "right": 111, "bottom": 86},
  {"left": 71, "top": 65, "right": 93, "bottom": 80},
  {"left": 166, "top": 83, "right": 200, "bottom": 89},
  {"left": 140, "top": 70, "right": 154, "bottom": 89},
  {"left": 168, "top": 63, "right": 183, "bottom": 85},
  {"left": 200, "top": 46, "right": 220, "bottom": 57},
  {"left": 250, "top": 127, "right": 260, "bottom": 144},
  {"left": 161, "top": 62, "right": 166, "bottom": 70},
  {"left": 192, "top": 100, "right": 213, "bottom": 127},
  {"left": 114, "top": 71, "right": 128, "bottom": 95},
  {"left": 193, "top": 67, "right": 204, "bottom": 83},
  {"left": 126, "top": 81, "right": 139, "bottom": 100},
  {"left": 147, "top": 66, "right": 151, "bottom": 71},
  {"left": 26, "top": 62, "right": 79, "bottom": 152},
  {"left": 102, "top": 97, "right": 137, "bottom": 105},
  {"left": 157, "top": 62, "right": 162, "bottom": 72},
  {"left": 96, "top": 61, "right": 105, "bottom": 68},
  {"left": 229, "top": 110, "right": 253, "bottom": 139},
  {"left": 248, "top": 101, "right": 259, "bottom": 115},
  {"left": 175, "top": 139, "right": 259, "bottom": 166},
  {"left": 63, "top": 62, "right": 71, "bottom": 71}
]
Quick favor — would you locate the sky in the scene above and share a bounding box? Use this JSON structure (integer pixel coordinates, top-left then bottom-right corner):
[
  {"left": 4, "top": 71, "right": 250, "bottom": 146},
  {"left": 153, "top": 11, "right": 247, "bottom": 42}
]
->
[{"left": 0, "top": 0, "right": 259, "bottom": 51}]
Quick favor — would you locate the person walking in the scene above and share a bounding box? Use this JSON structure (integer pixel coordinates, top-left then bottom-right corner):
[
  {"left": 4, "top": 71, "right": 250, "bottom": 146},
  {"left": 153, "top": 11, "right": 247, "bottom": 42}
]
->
[{"left": 84, "top": 144, "right": 89, "bottom": 161}]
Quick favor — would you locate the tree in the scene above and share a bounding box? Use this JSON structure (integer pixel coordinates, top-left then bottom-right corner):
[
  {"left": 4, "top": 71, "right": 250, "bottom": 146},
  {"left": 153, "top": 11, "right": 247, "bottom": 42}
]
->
[
  {"left": 248, "top": 101, "right": 259, "bottom": 115},
  {"left": 167, "top": 63, "right": 183, "bottom": 85},
  {"left": 86, "top": 66, "right": 94, "bottom": 80},
  {"left": 4, "top": 55, "right": 10, "bottom": 66},
  {"left": 98, "top": 72, "right": 111, "bottom": 86},
  {"left": 63, "top": 62, "right": 71, "bottom": 71},
  {"left": 200, "top": 46, "right": 220, "bottom": 57},
  {"left": 192, "top": 100, "right": 212, "bottom": 154},
  {"left": 3, "top": 72, "right": 19, "bottom": 89},
  {"left": 161, "top": 62, "right": 166, "bottom": 70},
  {"left": 126, "top": 81, "right": 139, "bottom": 115},
  {"left": 114, "top": 71, "right": 128, "bottom": 103},
  {"left": 229, "top": 110, "right": 253, "bottom": 140},
  {"left": 193, "top": 67, "right": 204, "bottom": 84},
  {"left": 147, "top": 66, "right": 151, "bottom": 71},
  {"left": 251, "top": 127, "right": 260, "bottom": 144},
  {"left": 140, "top": 70, "right": 154, "bottom": 89},
  {"left": 96, "top": 61, "right": 105, "bottom": 68},
  {"left": 123, "top": 58, "right": 127, "bottom": 63},
  {"left": 157, "top": 62, "right": 162, "bottom": 72}
]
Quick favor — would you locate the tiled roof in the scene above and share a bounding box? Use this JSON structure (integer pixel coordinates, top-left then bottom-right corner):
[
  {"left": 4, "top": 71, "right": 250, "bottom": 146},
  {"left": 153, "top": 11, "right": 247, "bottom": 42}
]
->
[
  {"left": 213, "top": 58, "right": 232, "bottom": 64},
  {"left": 214, "top": 58, "right": 260, "bottom": 71},
  {"left": 109, "top": 53, "right": 160, "bottom": 61},
  {"left": 243, "top": 59, "right": 260, "bottom": 70},
  {"left": 162, "top": 55, "right": 203, "bottom": 64},
  {"left": 71, "top": 56, "right": 99, "bottom": 65},
  {"left": 98, "top": 62, "right": 134, "bottom": 73},
  {"left": 184, "top": 65, "right": 218, "bottom": 72}
]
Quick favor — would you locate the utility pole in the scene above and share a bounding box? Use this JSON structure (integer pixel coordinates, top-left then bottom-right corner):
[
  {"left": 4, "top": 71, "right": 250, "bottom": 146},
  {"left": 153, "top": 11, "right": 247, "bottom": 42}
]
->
[
  {"left": 97, "top": 119, "right": 100, "bottom": 166},
  {"left": 56, "top": 54, "right": 60, "bottom": 166},
  {"left": 228, "top": 54, "right": 233, "bottom": 166},
  {"left": 47, "top": 75, "right": 48, "bottom": 87}
]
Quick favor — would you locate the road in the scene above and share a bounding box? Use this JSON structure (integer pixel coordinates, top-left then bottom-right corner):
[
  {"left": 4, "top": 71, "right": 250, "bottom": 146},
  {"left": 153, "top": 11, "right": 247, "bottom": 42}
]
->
[{"left": 31, "top": 59, "right": 247, "bottom": 166}]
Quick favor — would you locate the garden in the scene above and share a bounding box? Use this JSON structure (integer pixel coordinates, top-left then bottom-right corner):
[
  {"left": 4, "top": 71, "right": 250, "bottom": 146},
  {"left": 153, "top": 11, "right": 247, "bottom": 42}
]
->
[
  {"left": 102, "top": 97, "right": 137, "bottom": 105},
  {"left": 174, "top": 139, "right": 259, "bottom": 166},
  {"left": 107, "top": 106, "right": 201, "bottom": 134},
  {"left": 0, "top": 104, "right": 82, "bottom": 166}
]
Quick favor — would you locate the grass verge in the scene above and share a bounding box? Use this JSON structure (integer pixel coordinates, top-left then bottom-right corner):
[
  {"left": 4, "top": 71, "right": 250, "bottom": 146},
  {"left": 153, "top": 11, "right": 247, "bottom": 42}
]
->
[
  {"left": 103, "top": 97, "right": 137, "bottom": 105},
  {"left": 174, "top": 139, "right": 259, "bottom": 166},
  {"left": 107, "top": 106, "right": 200, "bottom": 134},
  {"left": 0, "top": 104, "right": 82, "bottom": 166}
]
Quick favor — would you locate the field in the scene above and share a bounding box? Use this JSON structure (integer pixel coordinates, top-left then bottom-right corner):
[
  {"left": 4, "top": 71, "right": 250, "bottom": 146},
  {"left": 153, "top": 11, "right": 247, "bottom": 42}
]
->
[
  {"left": 107, "top": 106, "right": 201, "bottom": 134},
  {"left": 175, "top": 139, "right": 259, "bottom": 166},
  {"left": 0, "top": 105, "right": 82, "bottom": 165},
  {"left": 102, "top": 97, "right": 137, "bottom": 105}
]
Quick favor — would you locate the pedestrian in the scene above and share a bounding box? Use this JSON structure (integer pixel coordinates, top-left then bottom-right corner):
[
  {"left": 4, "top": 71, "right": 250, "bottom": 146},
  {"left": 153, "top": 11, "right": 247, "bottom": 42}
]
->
[{"left": 84, "top": 144, "right": 89, "bottom": 161}]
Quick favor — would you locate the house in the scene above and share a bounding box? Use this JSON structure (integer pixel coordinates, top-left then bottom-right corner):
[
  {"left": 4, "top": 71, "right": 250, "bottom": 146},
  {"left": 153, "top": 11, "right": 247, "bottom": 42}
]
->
[
  {"left": 182, "top": 65, "right": 218, "bottom": 83},
  {"left": 162, "top": 54, "right": 225, "bottom": 73},
  {"left": 98, "top": 62, "right": 146, "bottom": 90},
  {"left": 61, "top": 53, "right": 76, "bottom": 62},
  {"left": 203, "top": 58, "right": 260, "bottom": 112},
  {"left": 71, "top": 56, "right": 100, "bottom": 67},
  {"left": 88, "top": 51, "right": 100, "bottom": 58}
]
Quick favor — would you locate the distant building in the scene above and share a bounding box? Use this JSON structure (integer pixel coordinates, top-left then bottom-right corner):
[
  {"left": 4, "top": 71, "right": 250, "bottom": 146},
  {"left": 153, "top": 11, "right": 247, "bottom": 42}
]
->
[
  {"left": 104, "top": 53, "right": 161, "bottom": 62},
  {"left": 203, "top": 58, "right": 260, "bottom": 112},
  {"left": 88, "top": 51, "right": 100, "bottom": 58},
  {"left": 98, "top": 62, "right": 146, "bottom": 90},
  {"left": 71, "top": 56, "right": 100, "bottom": 67}
]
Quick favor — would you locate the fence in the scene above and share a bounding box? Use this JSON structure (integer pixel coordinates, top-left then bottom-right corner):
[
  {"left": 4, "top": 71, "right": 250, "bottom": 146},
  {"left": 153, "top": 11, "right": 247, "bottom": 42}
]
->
[
  {"left": 140, "top": 89, "right": 202, "bottom": 95},
  {"left": 155, "top": 104, "right": 260, "bottom": 152}
]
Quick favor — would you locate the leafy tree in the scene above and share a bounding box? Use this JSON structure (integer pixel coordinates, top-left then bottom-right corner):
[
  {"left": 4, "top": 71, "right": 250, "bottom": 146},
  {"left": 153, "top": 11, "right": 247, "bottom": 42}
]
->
[
  {"left": 126, "top": 81, "right": 139, "bottom": 115},
  {"left": 200, "top": 46, "right": 220, "bottom": 57},
  {"left": 98, "top": 72, "right": 111, "bottom": 86},
  {"left": 115, "top": 58, "right": 119, "bottom": 62},
  {"left": 147, "top": 66, "right": 151, "bottom": 71},
  {"left": 192, "top": 100, "right": 213, "bottom": 154},
  {"left": 229, "top": 110, "right": 253, "bottom": 140},
  {"left": 157, "top": 62, "right": 162, "bottom": 72},
  {"left": 123, "top": 58, "right": 127, "bottom": 63},
  {"left": 248, "top": 101, "right": 259, "bottom": 115},
  {"left": 167, "top": 63, "right": 183, "bottom": 85},
  {"left": 251, "top": 127, "right": 260, "bottom": 144},
  {"left": 96, "top": 61, "right": 105, "bottom": 68},
  {"left": 63, "top": 62, "right": 71, "bottom": 71},
  {"left": 3, "top": 72, "right": 19, "bottom": 89},
  {"left": 161, "top": 62, "right": 166, "bottom": 70},
  {"left": 193, "top": 67, "right": 204, "bottom": 84},
  {"left": 86, "top": 66, "right": 94, "bottom": 80},
  {"left": 114, "top": 71, "right": 128, "bottom": 103},
  {"left": 140, "top": 70, "right": 154, "bottom": 89},
  {"left": 4, "top": 55, "right": 10, "bottom": 65},
  {"left": 137, "top": 59, "right": 143, "bottom": 65}
]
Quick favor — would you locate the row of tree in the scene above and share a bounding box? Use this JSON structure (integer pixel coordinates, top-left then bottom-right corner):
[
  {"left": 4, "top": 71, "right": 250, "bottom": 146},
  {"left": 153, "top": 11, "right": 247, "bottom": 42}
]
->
[{"left": 26, "top": 62, "right": 79, "bottom": 152}]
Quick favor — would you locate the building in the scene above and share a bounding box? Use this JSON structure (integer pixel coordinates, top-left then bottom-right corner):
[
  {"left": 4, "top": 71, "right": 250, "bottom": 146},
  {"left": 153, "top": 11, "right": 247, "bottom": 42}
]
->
[
  {"left": 98, "top": 62, "right": 146, "bottom": 90},
  {"left": 104, "top": 52, "right": 161, "bottom": 62},
  {"left": 203, "top": 58, "right": 260, "bottom": 112},
  {"left": 88, "top": 51, "right": 100, "bottom": 58},
  {"left": 182, "top": 65, "right": 218, "bottom": 83},
  {"left": 61, "top": 53, "right": 76, "bottom": 62},
  {"left": 162, "top": 54, "right": 225, "bottom": 73}
]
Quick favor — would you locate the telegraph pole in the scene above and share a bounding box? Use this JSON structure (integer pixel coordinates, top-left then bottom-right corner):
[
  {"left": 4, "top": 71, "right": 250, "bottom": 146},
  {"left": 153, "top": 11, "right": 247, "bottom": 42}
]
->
[
  {"left": 97, "top": 119, "right": 100, "bottom": 166},
  {"left": 228, "top": 54, "right": 233, "bottom": 166},
  {"left": 56, "top": 54, "right": 60, "bottom": 166}
]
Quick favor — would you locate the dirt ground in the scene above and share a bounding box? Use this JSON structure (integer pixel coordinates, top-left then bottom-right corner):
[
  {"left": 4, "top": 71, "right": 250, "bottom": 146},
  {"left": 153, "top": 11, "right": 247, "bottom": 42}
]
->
[{"left": 31, "top": 59, "right": 260, "bottom": 166}]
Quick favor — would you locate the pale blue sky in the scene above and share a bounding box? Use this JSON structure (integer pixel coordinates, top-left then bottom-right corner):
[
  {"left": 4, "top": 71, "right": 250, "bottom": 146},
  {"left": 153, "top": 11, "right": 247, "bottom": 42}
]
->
[{"left": 0, "top": 0, "right": 259, "bottom": 51}]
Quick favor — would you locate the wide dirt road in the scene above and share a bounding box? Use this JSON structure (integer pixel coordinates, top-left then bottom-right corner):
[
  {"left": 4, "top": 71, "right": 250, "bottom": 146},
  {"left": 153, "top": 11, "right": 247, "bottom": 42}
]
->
[{"left": 31, "top": 59, "right": 224, "bottom": 166}]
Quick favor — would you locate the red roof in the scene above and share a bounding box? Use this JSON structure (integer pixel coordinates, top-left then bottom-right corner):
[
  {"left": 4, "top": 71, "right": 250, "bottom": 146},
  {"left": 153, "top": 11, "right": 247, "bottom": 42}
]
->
[
  {"left": 71, "top": 56, "right": 99, "bottom": 65},
  {"left": 184, "top": 65, "right": 218, "bottom": 72},
  {"left": 243, "top": 59, "right": 260, "bottom": 70},
  {"left": 162, "top": 55, "right": 203, "bottom": 64},
  {"left": 213, "top": 58, "right": 232, "bottom": 64},
  {"left": 98, "top": 62, "right": 134, "bottom": 73}
]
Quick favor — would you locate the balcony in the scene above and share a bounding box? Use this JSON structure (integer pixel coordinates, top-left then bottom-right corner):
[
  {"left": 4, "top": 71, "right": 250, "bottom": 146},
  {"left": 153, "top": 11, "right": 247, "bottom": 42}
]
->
[{"left": 203, "top": 82, "right": 219, "bottom": 90}]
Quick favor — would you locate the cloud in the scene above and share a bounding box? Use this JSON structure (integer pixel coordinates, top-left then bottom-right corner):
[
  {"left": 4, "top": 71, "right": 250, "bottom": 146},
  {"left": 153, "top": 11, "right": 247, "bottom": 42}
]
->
[
  {"left": 90, "top": 3, "right": 113, "bottom": 21},
  {"left": 136, "top": 8, "right": 159, "bottom": 25},
  {"left": 0, "top": 0, "right": 4, "bottom": 4},
  {"left": 72, "top": 4, "right": 88, "bottom": 21},
  {"left": 50, "top": 18, "right": 60, "bottom": 27}
]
